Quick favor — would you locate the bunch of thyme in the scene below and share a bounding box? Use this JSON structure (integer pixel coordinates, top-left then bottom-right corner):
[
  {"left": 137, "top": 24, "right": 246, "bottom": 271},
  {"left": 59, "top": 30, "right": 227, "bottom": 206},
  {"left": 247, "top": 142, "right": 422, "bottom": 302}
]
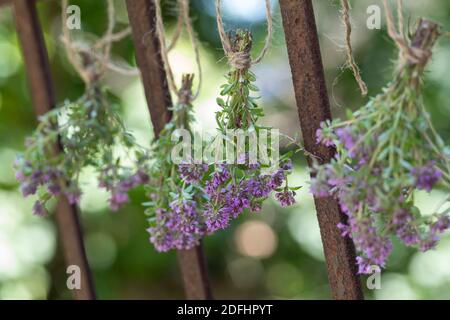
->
[
  {"left": 144, "top": 75, "right": 208, "bottom": 252},
  {"left": 312, "top": 20, "right": 450, "bottom": 273},
  {"left": 15, "top": 0, "right": 147, "bottom": 215},
  {"left": 203, "top": 30, "right": 298, "bottom": 230},
  {"left": 15, "top": 86, "right": 148, "bottom": 215}
]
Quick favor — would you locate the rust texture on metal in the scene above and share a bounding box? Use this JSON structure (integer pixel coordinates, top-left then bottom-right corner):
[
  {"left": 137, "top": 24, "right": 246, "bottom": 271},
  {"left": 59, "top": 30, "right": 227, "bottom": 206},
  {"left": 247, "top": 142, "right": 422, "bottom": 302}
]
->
[
  {"left": 13, "top": 0, "right": 96, "bottom": 300},
  {"left": 279, "top": 0, "right": 364, "bottom": 300},
  {"left": 0, "top": 0, "right": 11, "bottom": 8},
  {"left": 126, "top": 0, "right": 212, "bottom": 300}
]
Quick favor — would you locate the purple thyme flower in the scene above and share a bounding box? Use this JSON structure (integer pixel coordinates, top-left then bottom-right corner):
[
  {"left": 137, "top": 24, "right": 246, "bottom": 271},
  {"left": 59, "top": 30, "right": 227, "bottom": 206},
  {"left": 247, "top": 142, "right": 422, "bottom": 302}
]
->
[
  {"left": 316, "top": 122, "right": 334, "bottom": 147},
  {"left": 148, "top": 200, "right": 204, "bottom": 252},
  {"left": 275, "top": 190, "right": 296, "bottom": 207},
  {"left": 337, "top": 222, "right": 351, "bottom": 237},
  {"left": 336, "top": 127, "right": 357, "bottom": 157},
  {"left": 204, "top": 205, "right": 231, "bottom": 234},
  {"left": 109, "top": 192, "right": 129, "bottom": 211},
  {"left": 356, "top": 256, "right": 373, "bottom": 274},
  {"left": 48, "top": 184, "right": 61, "bottom": 196},
  {"left": 244, "top": 178, "right": 271, "bottom": 198},
  {"left": 32, "top": 201, "right": 48, "bottom": 216},
  {"left": 21, "top": 182, "right": 38, "bottom": 197},
  {"left": 131, "top": 170, "right": 149, "bottom": 185},
  {"left": 411, "top": 162, "right": 442, "bottom": 192},
  {"left": 65, "top": 188, "right": 81, "bottom": 205},
  {"left": 15, "top": 171, "right": 26, "bottom": 182},
  {"left": 268, "top": 169, "right": 285, "bottom": 190},
  {"left": 431, "top": 215, "right": 450, "bottom": 234},
  {"left": 178, "top": 162, "right": 209, "bottom": 183}
]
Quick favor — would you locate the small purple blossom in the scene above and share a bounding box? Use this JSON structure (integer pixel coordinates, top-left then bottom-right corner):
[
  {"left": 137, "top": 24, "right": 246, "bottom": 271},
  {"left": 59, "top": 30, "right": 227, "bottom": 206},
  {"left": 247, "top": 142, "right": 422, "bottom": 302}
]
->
[
  {"left": 147, "top": 200, "right": 204, "bottom": 252},
  {"left": 431, "top": 215, "right": 450, "bottom": 234},
  {"left": 15, "top": 171, "right": 26, "bottom": 182},
  {"left": 316, "top": 123, "right": 334, "bottom": 147},
  {"left": 178, "top": 162, "right": 209, "bottom": 183},
  {"left": 109, "top": 192, "right": 129, "bottom": 211},
  {"left": 32, "top": 201, "right": 48, "bottom": 216},
  {"left": 337, "top": 222, "right": 351, "bottom": 237},
  {"left": 356, "top": 256, "right": 373, "bottom": 274},
  {"left": 268, "top": 169, "right": 285, "bottom": 190},
  {"left": 65, "top": 189, "right": 81, "bottom": 205},
  {"left": 411, "top": 162, "right": 442, "bottom": 192},
  {"left": 336, "top": 127, "right": 357, "bottom": 157},
  {"left": 275, "top": 190, "right": 296, "bottom": 207}
]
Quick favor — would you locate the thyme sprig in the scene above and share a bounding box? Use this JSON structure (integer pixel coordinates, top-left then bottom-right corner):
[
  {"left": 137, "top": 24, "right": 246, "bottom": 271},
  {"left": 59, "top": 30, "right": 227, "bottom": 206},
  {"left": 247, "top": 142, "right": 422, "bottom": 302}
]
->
[{"left": 313, "top": 20, "right": 450, "bottom": 273}]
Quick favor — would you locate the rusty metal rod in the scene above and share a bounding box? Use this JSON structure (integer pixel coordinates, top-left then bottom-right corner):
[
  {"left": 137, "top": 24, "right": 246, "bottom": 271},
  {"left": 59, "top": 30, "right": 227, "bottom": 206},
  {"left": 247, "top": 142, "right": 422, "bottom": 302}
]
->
[
  {"left": 279, "top": 0, "right": 364, "bottom": 300},
  {"left": 125, "top": 0, "right": 212, "bottom": 300},
  {"left": 0, "top": 0, "right": 11, "bottom": 8},
  {"left": 13, "top": 0, "right": 96, "bottom": 300}
]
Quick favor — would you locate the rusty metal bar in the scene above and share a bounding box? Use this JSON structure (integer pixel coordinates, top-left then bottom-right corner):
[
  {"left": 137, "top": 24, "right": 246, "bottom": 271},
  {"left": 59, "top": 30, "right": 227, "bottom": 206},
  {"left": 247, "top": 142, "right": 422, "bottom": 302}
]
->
[
  {"left": 13, "top": 0, "right": 96, "bottom": 300},
  {"left": 279, "top": 0, "right": 364, "bottom": 300},
  {"left": 0, "top": 0, "right": 11, "bottom": 8},
  {"left": 125, "top": 0, "right": 212, "bottom": 300}
]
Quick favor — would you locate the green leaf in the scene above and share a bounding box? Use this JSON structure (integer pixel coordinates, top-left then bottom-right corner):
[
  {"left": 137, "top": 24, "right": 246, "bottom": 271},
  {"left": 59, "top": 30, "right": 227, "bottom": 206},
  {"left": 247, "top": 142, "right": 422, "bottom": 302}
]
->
[{"left": 216, "top": 97, "right": 226, "bottom": 107}]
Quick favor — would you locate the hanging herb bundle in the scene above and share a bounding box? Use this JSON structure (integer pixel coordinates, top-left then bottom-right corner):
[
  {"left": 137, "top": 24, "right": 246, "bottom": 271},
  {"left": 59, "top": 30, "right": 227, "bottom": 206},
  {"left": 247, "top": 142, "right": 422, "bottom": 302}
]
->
[
  {"left": 145, "top": 0, "right": 298, "bottom": 252},
  {"left": 144, "top": 0, "right": 208, "bottom": 252},
  {"left": 14, "top": 0, "right": 147, "bottom": 215},
  {"left": 312, "top": 8, "right": 450, "bottom": 274},
  {"left": 202, "top": 29, "right": 298, "bottom": 235},
  {"left": 194, "top": 0, "right": 300, "bottom": 235},
  {"left": 145, "top": 74, "right": 209, "bottom": 252}
]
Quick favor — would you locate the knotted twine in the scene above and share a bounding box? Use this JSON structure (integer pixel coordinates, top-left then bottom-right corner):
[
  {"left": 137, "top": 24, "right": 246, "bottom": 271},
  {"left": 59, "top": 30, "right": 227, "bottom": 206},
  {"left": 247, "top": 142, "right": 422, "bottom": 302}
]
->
[
  {"left": 215, "top": 0, "right": 273, "bottom": 70},
  {"left": 154, "top": 0, "right": 202, "bottom": 102},
  {"left": 340, "top": 0, "right": 368, "bottom": 96},
  {"left": 340, "top": 0, "right": 437, "bottom": 96},
  {"left": 61, "top": 0, "right": 139, "bottom": 87},
  {"left": 382, "top": 0, "right": 434, "bottom": 67}
]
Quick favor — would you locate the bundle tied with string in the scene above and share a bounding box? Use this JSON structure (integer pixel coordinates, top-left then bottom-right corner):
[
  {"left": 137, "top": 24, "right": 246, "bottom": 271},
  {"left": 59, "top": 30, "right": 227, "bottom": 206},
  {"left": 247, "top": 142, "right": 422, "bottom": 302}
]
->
[
  {"left": 14, "top": 0, "right": 149, "bottom": 216},
  {"left": 203, "top": 0, "right": 299, "bottom": 223},
  {"left": 215, "top": 0, "right": 272, "bottom": 71},
  {"left": 313, "top": 0, "right": 450, "bottom": 274},
  {"left": 154, "top": 0, "right": 202, "bottom": 102},
  {"left": 144, "top": 0, "right": 209, "bottom": 252},
  {"left": 145, "top": 0, "right": 299, "bottom": 252}
]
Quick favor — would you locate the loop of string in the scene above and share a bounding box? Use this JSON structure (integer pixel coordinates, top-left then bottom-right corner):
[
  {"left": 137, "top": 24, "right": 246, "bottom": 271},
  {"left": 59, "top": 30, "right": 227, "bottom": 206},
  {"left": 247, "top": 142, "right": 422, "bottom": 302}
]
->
[
  {"left": 61, "top": 0, "right": 139, "bottom": 86},
  {"left": 215, "top": 0, "right": 273, "bottom": 69},
  {"left": 382, "top": 0, "right": 432, "bottom": 66},
  {"left": 340, "top": 0, "right": 368, "bottom": 96},
  {"left": 154, "top": 0, "right": 202, "bottom": 102}
]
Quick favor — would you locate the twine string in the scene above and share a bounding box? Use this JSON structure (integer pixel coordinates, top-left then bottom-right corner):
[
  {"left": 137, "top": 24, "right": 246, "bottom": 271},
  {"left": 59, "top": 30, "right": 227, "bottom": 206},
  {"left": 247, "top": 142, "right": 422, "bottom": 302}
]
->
[
  {"left": 167, "top": 10, "right": 184, "bottom": 52},
  {"left": 340, "top": 0, "right": 368, "bottom": 96},
  {"left": 61, "top": 0, "right": 139, "bottom": 85},
  {"left": 382, "top": 0, "right": 431, "bottom": 66},
  {"left": 155, "top": 0, "right": 202, "bottom": 101},
  {"left": 215, "top": 0, "right": 273, "bottom": 69}
]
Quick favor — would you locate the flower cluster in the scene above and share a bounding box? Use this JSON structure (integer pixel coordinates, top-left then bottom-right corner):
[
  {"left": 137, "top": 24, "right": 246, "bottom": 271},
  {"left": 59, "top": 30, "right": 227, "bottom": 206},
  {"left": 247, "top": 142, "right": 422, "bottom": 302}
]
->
[
  {"left": 144, "top": 75, "right": 208, "bottom": 252},
  {"left": 312, "top": 23, "right": 450, "bottom": 273},
  {"left": 15, "top": 87, "right": 147, "bottom": 214},
  {"left": 99, "top": 168, "right": 149, "bottom": 211},
  {"left": 148, "top": 200, "right": 204, "bottom": 252},
  {"left": 202, "top": 161, "right": 295, "bottom": 234},
  {"left": 144, "top": 32, "right": 299, "bottom": 252},
  {"left": 198, "top": 30, "right": 298, "bottom": 236}
]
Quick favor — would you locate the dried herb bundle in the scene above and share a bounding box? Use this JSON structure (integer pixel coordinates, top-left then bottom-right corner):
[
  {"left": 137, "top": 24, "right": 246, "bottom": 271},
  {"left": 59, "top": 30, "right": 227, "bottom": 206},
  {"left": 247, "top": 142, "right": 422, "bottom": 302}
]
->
[{"left": 313, "top": 20, "right": 450, "bottom": 273}]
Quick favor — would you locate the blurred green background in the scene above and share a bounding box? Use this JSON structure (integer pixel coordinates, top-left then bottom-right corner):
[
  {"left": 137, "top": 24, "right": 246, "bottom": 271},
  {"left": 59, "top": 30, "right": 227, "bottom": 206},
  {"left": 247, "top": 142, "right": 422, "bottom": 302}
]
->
[{"left": 0, "top": 0, "right": 449, "bottom": 300}]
